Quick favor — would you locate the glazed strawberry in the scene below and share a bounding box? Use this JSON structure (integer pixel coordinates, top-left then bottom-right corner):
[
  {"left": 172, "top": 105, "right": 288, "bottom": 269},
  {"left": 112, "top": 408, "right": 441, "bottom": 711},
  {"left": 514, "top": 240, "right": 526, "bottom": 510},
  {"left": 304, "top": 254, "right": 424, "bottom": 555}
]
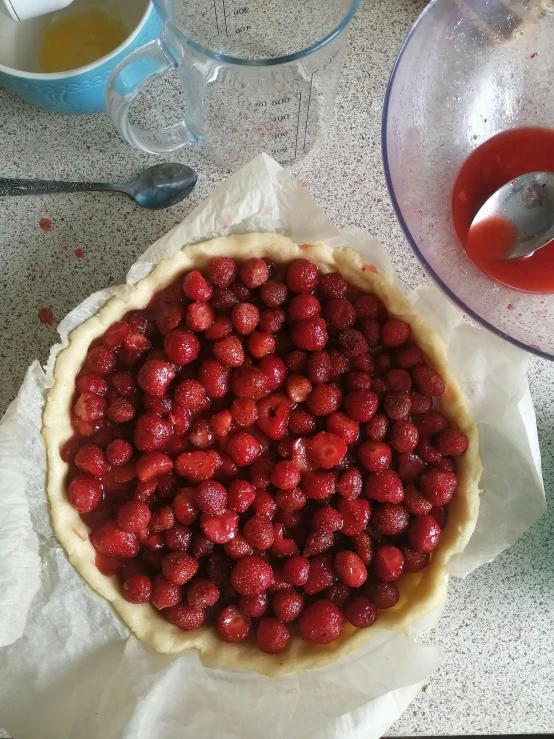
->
[
  {"left": 303, "top": 554, "right": 336, "bottom": 595},
  {"left": 365, "top": 579, "right": 400, "bottom": 610},
  {"left": 334, "top": 550, "right": 367, "bottom": 588},
  {"left": 106, "top": 439, "right": 133, "bottom": 467},
  {"left": 183, "top": 270, "right": 212, "bottom": 301},
  {"left": 205, "top": 315, "right": 233, "bottom": 342},
  {"left": 240, "top": 257, "right": 269, "bottom": 289},
  {"left": 312, "top": 506, "right": 343, "bottom": 533},
  {"left": 268, "top": 460, "right": 299, "bottom": 490},
  {"left": 243, "top": 514, "right": 274, "bottom": 550},
  {"left": 258, "top": 355, "right": 286, "bottom": 392},
  {"left": 137, "top": 359, "right": 175, "bottom": 397},
  {"left": 286, "top": 374, "right": 312, "bottom": 403},
  {"left": 217, "top": 606, "right": 251, "bottom": 643},
  {"left": 270, "top": 523, "right": 299, "bottom": 558},
  {"left": 402, "top": 483, "right": 433, "bottom": 515},
  {"left": 371, "top": 378, "right": 386, "bottom": 399},
  {"left": 68, "top": 475, "right": 102, "bottom": 513},
  {"left": 435, "top": 428, "right": 468, "bottom": 456},
  {"left": 373, "top": 545, "right": 404, "bottom": 582},
  {"left": 412, "top": 365, "right": 446, "bottom": 397},
  {"left": 286, "top": 258, "right": 319, "bottom": 293},
  {"left": 344, "top": 390, "right": 378, "bottom": 422},
  {"left": 275, "top": 487, "right": 307, "bottom": 513},
  {"left": 150, "top": 506, "right": 175, "bottom": 532},
  {"left": 189, "top": 532, "right": 214, "bottom": 559},
  {"left": 430, "top": 505, "right": 448, "bottom": 529},
  {"left": 337, "top": 469, "right": 363, "bottom": 499},
  {"left": 260, "top": 279, "right": 287, "bottom": 307},
  {"left": 303, "top": 529, "right": 334, "bottom": 557},
  {"left": 163, "top": 329, "right": 200, "bottom": 366},
  {"left": 307, "top": 383, "right": 342, "bottom": 417},
  {"left": 344, "top": 596, "right": 377, "bottom": 628},
  {"left": 188, "top": 418, "right": 214, "bottom": 449},
  {"left": 298, "top": 600, "right": 343, "bottom": 644},
  {"left": 117, "top": 501, "right": 151, "bottom": 532},
  {"left": 281, "top": 556, "right": 310, "bottom": 587},
  {"left": 201, "top": 509, "right": 239, "bottom": 544},
  {"left": 195, "top": 481, "right": 227, "bottom": 515},
  {"left": 324, "top": 582, "right": 351, "bottom": 607},
  {"left": 207, "top": 256, "right": 237, "bottom": 287},
  {"left": 389, "top": 420, "right": 419, "bottom": 453},
  {"left": 337, "top": 498, "right": 370, "bottom": 536},
  {"left": 360, "top": 318, "right": 381, "bottom": 347},
  {"left": 91, "top": 521, "right": 138, "bottom": 558},
  {"left": 383, "top": 392, "right": 411, "bottom": 421},
  {"left": 345, "top": 371, "right": 372, "bottom": 391},
  {"left": 74, "top": 443, "right": 109, "bottom": 478},
  {"left": 414, "top": 411, "right": 449, "bottom": 437},
  {"left": 161, "top": 552, "right": 198, "bottom": 586},
  {"left": 107, "top": 397, "right": 136, "bottom": 423},
  {"left": 288, "top": 294, "right": 321, "bottom": 323},
  {"left": 123, "top": 574, "right": 152, "bottom": 604},
  {"left": 226, "top": 479, "right": 256, "bottom": 513},
  {"left": 386, "top": 369, "right": 412, "bottom": 393},
  {"left": 291, "top": 317, "right": 328, "bottom": 351},
  {"left": 396, "top": 452, "right": 426, "bottom": 483},
  {"left": 402, "top": 546, "right": 431, "bottom": 573},
  {"left": 326, "top": 412, "right": 359, "bottom": 444},
  {"left": 365, "top": 470, "right": 404, "bottom": 503},
  {"left": 318, "top": 271, "right": 347, "bottom": 298},
  {"left": 272, "top": 590, "right": 304, "bottom": 623},
  {"left": 373, "top": 351, "right": 392, "bottom": 376},
  {"left": 87, "top": 346, "right": 116, "bottom": 375},
  {"left": 358, "top": 441, "right": 392, "bottom": 473},
  {"left": 134, "top": 413, "right": 172, "bottom": 452},
  {"left": 76, "top": 373, "right": 108, "bottom": 396},
  {"left": 135, "top": 452, "right": 172, "bottom": 482},
  {"left": 186, "top": 301, "right": 215, "bottom": 332},
  {"left": 420, "top": 469, "right": 457, "bottom": 505},
  {"left": 409, "top": 514, "right": 441, "bottom": 552},
  {"left": 211, "top": 287, "right": 239, "bottom": 312},
  {"left": 256, "top": 618, "right": 290, "bottom": 653},
  {"left": 213, "top": 335, "right": 244, "bottom": 367},
  {"left": 232, "top": 365, "right": 269, "bottom": 400},
  {"left": 371, "top": 503, "right": 409, "bottom": 536},
  {"left": 231, "top": 303, "right": 260, "bottom": 335},
  {"left": 231, "top": 555, "right": 274, "bottom": 595},
  {"left": 224, "top": 533, "right": 254, "bottom": 560},
  {"left": 337, "top": 328, "right": 368, "bottom": 358},
  {"left": 324, "top": 298, "right": 356, "bottom": 331},
  {"left": 248, "top": 331, "right": 276, "bottom": 359},
  {"left": 308, "top": 432, "right": 347, "bottom": 469},
  {"left": 255, "top": 393, "right": 292, "bottom": 440},
  {"left": 73, "top": 392, "right": 106, "bottom": 422},
  {"left": 259, "top": 308, "right": 286, "bottom": 333},
  {"left": 166, "top": 603, "right": 206, "bottom": 630},
  {"left": 175, "top": 450, "right": 222, "bottom": 482},
  {"left": 289, "top": 408, "right": 317, "bottom": 436},
  {"left": 155, "top": 306, "right": 184, "bottom": 336},
  {"left": 198, "top": 359, "right": 230, "bottom": 398},
  {"left": 354, "top": 293, "right": 383, "bottom": 319},
  {"left": 436, "top": 457, "right": 456, "bottom": 473},
  {"left": 238, "top": 593, "right": 267, "bottom": 618},
  {"left": 417, "top": 438, "right": 442, "bottom": 464},
  {"left": 186, "top": 578, "right": 219, "bottom": 608},
  {"left": 227, "top": 432, "right": 262, "bottom": 467},
  {"left": 165, "top": 525, "right": 192, "bottom": 551},
  {"left": 394, "top": 340, "right": 424, "bottom": 369},
  {"left": 381, "top": 319, "right": 410, "bottom": 347}
]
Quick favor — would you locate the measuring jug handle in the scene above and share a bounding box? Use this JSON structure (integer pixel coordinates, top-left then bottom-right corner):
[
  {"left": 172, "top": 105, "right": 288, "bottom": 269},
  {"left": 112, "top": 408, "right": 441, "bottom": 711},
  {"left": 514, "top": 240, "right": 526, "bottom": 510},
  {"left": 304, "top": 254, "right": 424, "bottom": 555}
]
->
[{"left": 105, "top": 38, "right": 197, "bottom": 155}]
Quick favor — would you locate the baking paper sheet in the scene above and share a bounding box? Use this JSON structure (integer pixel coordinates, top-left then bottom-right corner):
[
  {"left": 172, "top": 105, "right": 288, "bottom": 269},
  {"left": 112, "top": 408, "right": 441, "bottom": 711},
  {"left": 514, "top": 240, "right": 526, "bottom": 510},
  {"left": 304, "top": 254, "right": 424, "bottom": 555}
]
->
[{"left": 0, "top": 154, "right": 545, "bottom": 739}]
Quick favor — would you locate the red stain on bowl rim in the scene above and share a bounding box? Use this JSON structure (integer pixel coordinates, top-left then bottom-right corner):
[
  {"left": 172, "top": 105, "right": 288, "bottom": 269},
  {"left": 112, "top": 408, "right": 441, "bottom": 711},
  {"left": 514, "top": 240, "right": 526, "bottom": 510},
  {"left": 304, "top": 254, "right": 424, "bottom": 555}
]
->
[
  {"left": 74, "top": 248, "right": 85, "bottom": 259},
  {"left": 39, "top": 217, "right": 52, "bottom": 232},
  {"left": 362, "top": 264, "right": 378, "bottom": 274},
  {"left": 39, "top": 307, "right": 54, "bottom": 325}
]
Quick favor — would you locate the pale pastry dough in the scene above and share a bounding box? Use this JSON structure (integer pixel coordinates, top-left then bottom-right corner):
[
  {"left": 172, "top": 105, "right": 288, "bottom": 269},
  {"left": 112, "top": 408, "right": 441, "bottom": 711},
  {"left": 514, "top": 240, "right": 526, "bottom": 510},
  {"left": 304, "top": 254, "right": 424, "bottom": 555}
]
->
[{"left": 42, "top": 234, "right": 482, "bottom": 677}]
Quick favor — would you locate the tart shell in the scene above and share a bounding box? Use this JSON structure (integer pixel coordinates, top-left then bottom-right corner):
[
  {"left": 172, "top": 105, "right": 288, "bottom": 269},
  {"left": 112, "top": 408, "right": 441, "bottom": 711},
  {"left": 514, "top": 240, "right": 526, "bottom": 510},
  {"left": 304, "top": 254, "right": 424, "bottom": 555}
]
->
[{"left": 42, "top": 233, "right": 482, "bottom": 677}]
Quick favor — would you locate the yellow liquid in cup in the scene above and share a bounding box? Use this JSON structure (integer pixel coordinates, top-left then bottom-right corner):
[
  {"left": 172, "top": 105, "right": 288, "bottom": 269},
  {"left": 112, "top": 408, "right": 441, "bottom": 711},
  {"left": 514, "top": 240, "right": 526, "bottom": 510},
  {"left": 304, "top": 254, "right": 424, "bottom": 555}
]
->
[{"left": 38, "top": 10, "right": 129, "bottom": 73}]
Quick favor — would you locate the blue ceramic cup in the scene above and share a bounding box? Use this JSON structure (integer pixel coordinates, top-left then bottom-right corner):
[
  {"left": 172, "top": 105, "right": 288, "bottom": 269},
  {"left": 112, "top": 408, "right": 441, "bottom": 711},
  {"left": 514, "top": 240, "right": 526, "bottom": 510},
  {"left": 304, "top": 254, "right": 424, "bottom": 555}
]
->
[{"left": 0, "top": 0, "right": 160, "bottom": 114}]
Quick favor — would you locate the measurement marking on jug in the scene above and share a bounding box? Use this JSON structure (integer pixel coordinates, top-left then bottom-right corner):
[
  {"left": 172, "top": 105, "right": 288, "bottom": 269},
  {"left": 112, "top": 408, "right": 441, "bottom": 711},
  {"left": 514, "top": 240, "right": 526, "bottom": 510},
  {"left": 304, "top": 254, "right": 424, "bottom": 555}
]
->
[
  {"left": 303, "top": 73, "right": 314, "bottom": 149},
  {"left": 221, "top": 0, "right": 229, "bottom": 35},
  {"left": 294, "top": 92, "right": 302, "bottom": 160},
  {"left": 213, "top": 0, "right": 220, "bottom": 35}
]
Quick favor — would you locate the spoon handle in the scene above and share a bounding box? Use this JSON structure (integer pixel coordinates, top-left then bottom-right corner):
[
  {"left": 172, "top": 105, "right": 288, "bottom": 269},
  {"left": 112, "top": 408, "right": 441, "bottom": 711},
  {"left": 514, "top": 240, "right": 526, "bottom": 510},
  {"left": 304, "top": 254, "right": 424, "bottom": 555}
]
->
[{"left": 0, "top": 178, "right": 113, "bottom": 196}]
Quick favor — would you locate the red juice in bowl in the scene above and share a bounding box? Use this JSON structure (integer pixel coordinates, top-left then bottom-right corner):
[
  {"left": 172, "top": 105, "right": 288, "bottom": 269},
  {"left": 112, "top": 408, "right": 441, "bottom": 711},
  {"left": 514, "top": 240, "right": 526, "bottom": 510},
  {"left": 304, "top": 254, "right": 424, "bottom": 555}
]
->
[{"left": 452, "top": 127, "right": 554, "bottom": 293}]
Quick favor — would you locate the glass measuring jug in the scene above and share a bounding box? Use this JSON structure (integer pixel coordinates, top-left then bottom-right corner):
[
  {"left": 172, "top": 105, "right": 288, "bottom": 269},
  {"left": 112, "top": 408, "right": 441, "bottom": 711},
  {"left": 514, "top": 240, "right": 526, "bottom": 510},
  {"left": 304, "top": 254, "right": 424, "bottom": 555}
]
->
[{"left": 105, "top": 0, "right": 360, "bottom": 166}]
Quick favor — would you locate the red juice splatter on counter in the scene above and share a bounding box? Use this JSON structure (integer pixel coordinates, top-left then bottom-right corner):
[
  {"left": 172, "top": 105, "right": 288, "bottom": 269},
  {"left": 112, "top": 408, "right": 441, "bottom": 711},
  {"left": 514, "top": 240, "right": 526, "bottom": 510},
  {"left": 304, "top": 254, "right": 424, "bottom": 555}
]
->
[
  {"left": 39, "top": 307, "right": 54, "bottom": 325},
  {"left": 39, "top": 217, "right": 52, "bottom": 232},
  {"left": 452, "top": 127, "right": 554, "bottom": 293},
  {"left": 75, "top": 248, "right": 85, "bottom": 258}
]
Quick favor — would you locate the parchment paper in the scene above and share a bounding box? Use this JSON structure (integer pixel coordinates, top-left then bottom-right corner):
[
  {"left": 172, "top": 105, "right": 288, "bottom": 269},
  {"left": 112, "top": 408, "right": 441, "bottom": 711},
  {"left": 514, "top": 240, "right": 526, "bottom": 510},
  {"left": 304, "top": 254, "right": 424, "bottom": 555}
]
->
[{"left": 0, "top": 154, "right": 546, "bottom": 739}]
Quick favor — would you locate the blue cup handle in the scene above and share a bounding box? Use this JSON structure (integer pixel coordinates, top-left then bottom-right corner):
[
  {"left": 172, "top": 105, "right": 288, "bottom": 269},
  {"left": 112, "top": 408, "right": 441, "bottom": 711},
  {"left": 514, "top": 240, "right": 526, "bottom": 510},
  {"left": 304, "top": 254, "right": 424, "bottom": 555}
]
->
[{"left": 105, "top": 38, "right": 198, "bottom": 154}]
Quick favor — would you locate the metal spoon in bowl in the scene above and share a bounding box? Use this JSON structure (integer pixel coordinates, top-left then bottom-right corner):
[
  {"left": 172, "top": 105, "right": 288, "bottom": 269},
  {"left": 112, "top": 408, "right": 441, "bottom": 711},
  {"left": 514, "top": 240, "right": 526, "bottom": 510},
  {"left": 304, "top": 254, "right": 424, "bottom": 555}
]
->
[
  {"left": 469, "top": 171, "right": 554, "bottom": 260},
  {"left": 0, "top": 163, "right": 198, "bottom": 210}
]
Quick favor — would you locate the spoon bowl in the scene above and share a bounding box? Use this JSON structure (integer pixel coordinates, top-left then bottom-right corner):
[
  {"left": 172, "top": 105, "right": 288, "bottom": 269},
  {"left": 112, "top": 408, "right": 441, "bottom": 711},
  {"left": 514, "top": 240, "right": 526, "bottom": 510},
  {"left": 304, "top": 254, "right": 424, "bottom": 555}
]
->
[
  {"left": 125, "top": 163, "right": 198, "bottom": 209},
  {"left": 469, "top": 171, "right": 554, "bottom": 261}
]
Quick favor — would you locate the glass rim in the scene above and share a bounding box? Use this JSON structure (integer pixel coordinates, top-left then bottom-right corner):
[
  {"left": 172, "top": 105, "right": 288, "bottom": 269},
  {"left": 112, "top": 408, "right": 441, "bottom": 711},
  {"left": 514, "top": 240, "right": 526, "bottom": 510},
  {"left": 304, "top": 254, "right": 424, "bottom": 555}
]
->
[
  {"left": 380, "top": 0, "right": 552, "bottom": 362},
  {"left": 154, "top": 0, "right": 361, "bottom": 67}
]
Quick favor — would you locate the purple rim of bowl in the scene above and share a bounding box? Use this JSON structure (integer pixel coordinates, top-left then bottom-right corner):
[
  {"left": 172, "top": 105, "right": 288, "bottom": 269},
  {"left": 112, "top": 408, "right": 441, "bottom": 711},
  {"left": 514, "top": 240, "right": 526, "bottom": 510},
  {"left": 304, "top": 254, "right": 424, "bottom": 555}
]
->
[{"left": 381, "top": 0, "right": 550, "bottom": 362}]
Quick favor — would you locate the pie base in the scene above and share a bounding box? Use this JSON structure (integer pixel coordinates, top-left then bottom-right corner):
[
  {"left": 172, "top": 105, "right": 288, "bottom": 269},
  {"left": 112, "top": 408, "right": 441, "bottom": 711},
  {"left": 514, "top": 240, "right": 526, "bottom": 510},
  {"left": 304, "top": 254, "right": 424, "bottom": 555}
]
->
[{"left": 42, "top": 234, "right": 482, "bottom": 677}]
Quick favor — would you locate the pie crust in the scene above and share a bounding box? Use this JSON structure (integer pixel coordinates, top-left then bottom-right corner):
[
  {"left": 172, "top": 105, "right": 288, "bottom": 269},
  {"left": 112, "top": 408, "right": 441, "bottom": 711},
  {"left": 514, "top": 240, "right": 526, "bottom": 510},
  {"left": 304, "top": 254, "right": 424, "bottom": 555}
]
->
[{"left": 42, "top": 233, "right": 482, "bottom": 676}]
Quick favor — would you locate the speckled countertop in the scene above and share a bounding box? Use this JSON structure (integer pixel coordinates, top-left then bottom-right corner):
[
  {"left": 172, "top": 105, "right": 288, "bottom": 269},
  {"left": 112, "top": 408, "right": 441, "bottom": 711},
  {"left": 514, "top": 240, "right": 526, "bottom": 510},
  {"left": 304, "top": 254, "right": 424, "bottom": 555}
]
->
[{"left": 1, "top": 0, "right": 553, "bottom": 735}]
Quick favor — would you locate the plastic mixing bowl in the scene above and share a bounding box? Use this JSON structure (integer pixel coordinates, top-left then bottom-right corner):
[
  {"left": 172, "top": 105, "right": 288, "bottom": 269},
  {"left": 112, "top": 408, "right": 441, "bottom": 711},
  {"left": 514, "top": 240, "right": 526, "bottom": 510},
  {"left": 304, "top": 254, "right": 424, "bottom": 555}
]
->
[{"left": 382, "top": 0, "right": 554, "bottom": 358}]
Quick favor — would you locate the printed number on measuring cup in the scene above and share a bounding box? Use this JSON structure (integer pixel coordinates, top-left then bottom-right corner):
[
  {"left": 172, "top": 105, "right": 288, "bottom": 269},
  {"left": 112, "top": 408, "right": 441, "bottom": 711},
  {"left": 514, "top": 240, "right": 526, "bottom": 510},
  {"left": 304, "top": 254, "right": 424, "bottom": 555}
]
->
[
  {"left": 233, "top": 7, "right": 248, "bottom": 14},
  {"left": 271, "top": 114, "right": 290, "bottom": 122},
  {"left": 235, "top": 25, "right": 251, "bottom": 33}
]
